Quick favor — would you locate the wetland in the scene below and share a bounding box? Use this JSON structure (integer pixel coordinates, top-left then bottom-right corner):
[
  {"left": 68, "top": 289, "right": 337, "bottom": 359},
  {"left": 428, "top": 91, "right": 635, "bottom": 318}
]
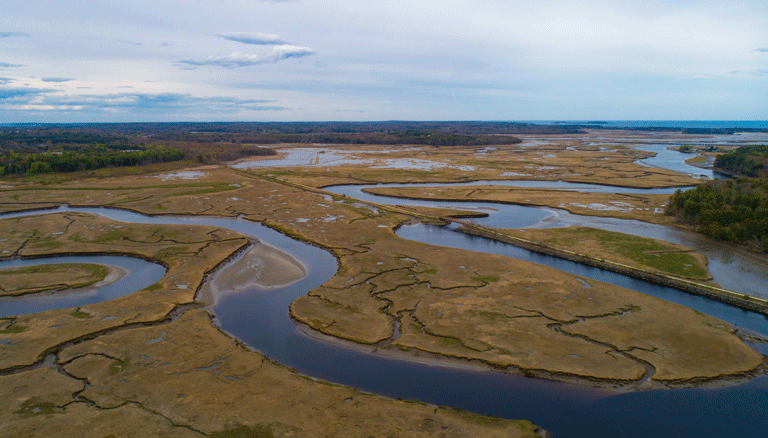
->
[{"left": 2, "top": 126, "right": 768, "bottom": 437}]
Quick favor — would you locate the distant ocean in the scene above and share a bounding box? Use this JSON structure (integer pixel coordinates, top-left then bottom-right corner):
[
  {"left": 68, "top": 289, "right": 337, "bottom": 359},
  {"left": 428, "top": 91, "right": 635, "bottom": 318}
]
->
[{"left": 524, "top": 120, "right": 768, "bottom": 129}]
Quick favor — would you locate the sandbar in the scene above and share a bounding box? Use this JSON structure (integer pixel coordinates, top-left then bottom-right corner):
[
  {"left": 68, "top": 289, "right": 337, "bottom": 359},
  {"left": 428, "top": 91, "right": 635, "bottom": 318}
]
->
[{"left": 198, "top": 241, "right": 306, "bottom": 305}]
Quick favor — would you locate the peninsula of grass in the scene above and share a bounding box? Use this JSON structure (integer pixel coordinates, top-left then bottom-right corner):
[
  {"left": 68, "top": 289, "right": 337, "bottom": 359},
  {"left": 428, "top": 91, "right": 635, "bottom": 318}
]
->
[
  {"left": 499, "top": 226, "right": 710, "bottom": 280},
  {"left": 0, "top": 263, "right": 110, "bottom": 297}
]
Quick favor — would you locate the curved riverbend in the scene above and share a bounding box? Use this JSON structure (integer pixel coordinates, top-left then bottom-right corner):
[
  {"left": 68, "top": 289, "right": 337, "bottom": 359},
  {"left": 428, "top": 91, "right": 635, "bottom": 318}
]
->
[
  {"left": 325, "top": 182, "right": 768, "bottom": 298},
  {"left": 637, "top": 144, "right": 717, "bottom": 179},
  {"left": 3, "top": 206, "right": 767, "bottom": 438},
  {"left": 0, "top": 255, "right": 166, "bottom": 318}
]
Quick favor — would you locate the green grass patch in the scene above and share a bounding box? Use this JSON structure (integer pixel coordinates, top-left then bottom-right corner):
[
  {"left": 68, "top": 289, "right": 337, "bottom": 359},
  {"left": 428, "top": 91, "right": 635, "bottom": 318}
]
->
[
  {"left": 70, "top": 309, "right": 91, "bottom": 319},
  {"left": 209, "top": 424, "right": 274, "bottom": 438},
  {"left": 154, "top": 246, "right": 190, "bottom": 259},
  {"left": 14, "top": 399, "right": 58, "bottom": 418},
  {"left": 473, "top": 275, "right": 499, "bottom": 283},
  {"left": 109, "top": 358, "right": 130, "bottom": 374},
  {"left": 33, "top": 239, "right": 63, "bottom": 250},
  {"left": 531, "top": 227, "right": 709, "bottom": 279},
  {"left": 1, "top": 325, "right": 27, "bottom": 334},
  {"left": 440, "top": 337, "right": 462, "bottom": 347},
  {"left": 264, "top": 222, "right": 307, "bottom": 242}
]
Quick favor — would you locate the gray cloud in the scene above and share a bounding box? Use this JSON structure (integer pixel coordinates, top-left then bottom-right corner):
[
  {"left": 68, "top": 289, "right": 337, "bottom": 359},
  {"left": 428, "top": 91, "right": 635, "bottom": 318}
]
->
[
  {"left": 177, "top": 45, "right": 315, "bottom": 69},
  {"left": 1, "top": 89, "right": 285, "bottom": 114},
  {"left": 0, "top": 87, "right": 52, "bottom": 99},
  {"left": 0, "top": 62, "right": 23, "bottom": 68},
  {"left": 41, "top": 77, "right": 74, "bottom": 83},
  {"left": 218, "top": 32, "right": 286, "bottom": 45},
  {"left": 0, "top": 32, "right": 30, "bottom": 38}
]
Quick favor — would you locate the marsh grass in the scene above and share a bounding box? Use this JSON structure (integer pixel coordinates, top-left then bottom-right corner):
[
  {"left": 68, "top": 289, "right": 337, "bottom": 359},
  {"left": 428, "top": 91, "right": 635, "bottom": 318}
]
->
[
  {"left": 210, "top": 424, "right": 274, "bottom": 438},
  {"left": 507, "top": 227, "right": 710, "bottom": 279}
]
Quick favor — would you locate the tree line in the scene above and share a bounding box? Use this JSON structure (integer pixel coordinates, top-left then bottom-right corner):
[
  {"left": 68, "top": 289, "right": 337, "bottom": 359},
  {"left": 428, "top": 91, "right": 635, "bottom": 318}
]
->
[
  {"left": 667, "top": 145, "right": 768, "bottom": 252},
  {"left": 714, "top": 144, "right": 768, "bottom": 177},
  {"left": 0, "top": 147, "right": 185, "bottom": 175},
  {"left": 151, "top": 130, "right": 523, "bottom": 147}
]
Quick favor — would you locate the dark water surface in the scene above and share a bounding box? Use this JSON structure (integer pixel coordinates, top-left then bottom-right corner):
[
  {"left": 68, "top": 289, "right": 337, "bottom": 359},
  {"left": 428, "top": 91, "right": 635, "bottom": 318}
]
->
[
  {"left": 0, "top": 255, "right": 165, "bottom": 317},
  {"left": 3, "top": 206, "right": 767, "bottom": 437}
]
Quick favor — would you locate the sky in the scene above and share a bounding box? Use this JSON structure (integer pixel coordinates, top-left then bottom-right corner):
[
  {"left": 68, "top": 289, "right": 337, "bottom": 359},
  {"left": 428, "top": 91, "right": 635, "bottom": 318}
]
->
[{"left": 0, "top": 0, "right": 766, "bottom": 123}]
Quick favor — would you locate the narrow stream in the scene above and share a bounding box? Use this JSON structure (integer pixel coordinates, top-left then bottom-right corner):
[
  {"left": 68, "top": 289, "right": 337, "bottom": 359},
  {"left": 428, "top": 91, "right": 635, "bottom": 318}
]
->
[{"left": 2, "top": 205, "right": 767, "bottom": 438}]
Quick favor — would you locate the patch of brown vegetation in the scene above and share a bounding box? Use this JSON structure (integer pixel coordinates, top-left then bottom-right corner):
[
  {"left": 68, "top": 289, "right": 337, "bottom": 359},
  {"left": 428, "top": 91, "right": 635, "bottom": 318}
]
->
[
  {"left": 0, "top": 183, "right": 542, "bottom": 437},
  {"left": 0, "top": 157, "right": 762, "bottom": 435}
]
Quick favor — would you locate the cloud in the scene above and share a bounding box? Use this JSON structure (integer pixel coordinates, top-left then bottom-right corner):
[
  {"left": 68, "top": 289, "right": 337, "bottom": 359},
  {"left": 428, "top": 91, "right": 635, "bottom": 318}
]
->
[
  {"left": 0, "top": 87, "right": 51, "bottom": 99},
  {"left": 177, "top": 45, "right": 315, "bottom": 69},
  {"left": 41, "top": 77, "right": 74, "bottom": 83},
  {"left": 756, "top": 48, "right": 768, "bottom": 52},
  {"left": 218, "top": 32, "right": 286, "bottom": 45},
  {"left": 730, "top": 69, "right": 768, "bottom": 76},
  {"left": 0, "top": 32, "right": 29, "bottom": 38},
  {"left": 0, "top": 89, "right": 285, "bottom": 115},
  {"left": 0, "top": 77, "right": 12, "bottom": 85},
  {"left": 84, "top": 93, "right": 288, "bottom": 115},
  {"left": 0, "top": 62, "right": 23, "bottom": 68}
]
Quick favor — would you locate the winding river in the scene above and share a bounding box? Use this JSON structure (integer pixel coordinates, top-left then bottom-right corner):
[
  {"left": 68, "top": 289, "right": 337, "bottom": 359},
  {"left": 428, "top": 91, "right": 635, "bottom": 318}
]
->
[
  {"left": 3, "top": 142, "right": 768, "bottom": 437},
  {"left": 2, "top": 202, "right": 767, "bottom": 438}
]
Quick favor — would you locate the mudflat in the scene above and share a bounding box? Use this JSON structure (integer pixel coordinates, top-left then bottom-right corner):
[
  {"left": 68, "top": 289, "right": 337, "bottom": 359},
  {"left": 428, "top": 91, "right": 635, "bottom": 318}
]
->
[{"left": 198, "top": 241, "right": 306, "bottom": 305}]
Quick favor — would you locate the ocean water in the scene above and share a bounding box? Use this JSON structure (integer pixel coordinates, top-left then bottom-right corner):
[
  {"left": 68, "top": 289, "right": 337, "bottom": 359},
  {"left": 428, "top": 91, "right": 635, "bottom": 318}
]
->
[{"left": 519, "top": 120, "right": 768, "bottom": 130}]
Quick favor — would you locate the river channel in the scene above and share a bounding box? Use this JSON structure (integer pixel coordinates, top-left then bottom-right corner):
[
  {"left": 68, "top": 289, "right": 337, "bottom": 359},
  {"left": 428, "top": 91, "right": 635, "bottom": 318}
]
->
[
  {"left": 0, "top": 255, "right": 165, "bottom": 318},
  {"left": 325, "top": 181, "right": 768, "bottom": 299},
  {"left": 2, "top": 203, "right": 767, "bottom": 438}
]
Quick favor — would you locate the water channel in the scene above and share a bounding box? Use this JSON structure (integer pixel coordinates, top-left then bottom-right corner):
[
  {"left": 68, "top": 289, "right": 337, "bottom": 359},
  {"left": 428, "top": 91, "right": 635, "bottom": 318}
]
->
[
  {"left": 3, "top": 142, "right": 767, "bottom": 437},
  {"left": 0, "top": 255, "right": 165, "bottom": 318},
  {"left": 325, "top": 181, "right": 768, "bottom": 299},
  {"left": 2, "top": 204, "right": 767, "bottom": 438}
]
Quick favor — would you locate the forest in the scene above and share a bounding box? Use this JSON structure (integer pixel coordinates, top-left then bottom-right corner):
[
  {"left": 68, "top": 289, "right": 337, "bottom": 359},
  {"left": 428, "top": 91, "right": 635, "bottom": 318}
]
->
[
  {"left": 0, "top": 146, "right": 185, "bottom": 175},
  {"left": 2, "top": 121, "right": 592, "bottom": 147},
  {"left": 0, "top": 125, "right": 281, "bottom": 175},
  {"left": 667, "top": 177, "right": 767, "bottom": 251},
  {"left": 714, "top": 144, "right": 768, "bottom": 177}
]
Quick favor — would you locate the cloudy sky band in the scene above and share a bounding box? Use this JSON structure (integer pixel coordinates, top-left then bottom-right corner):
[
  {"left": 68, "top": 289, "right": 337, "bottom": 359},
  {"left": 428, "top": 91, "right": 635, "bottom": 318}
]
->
[{"left": 0, "top": 0, "right": 766, "bottom": 122}]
